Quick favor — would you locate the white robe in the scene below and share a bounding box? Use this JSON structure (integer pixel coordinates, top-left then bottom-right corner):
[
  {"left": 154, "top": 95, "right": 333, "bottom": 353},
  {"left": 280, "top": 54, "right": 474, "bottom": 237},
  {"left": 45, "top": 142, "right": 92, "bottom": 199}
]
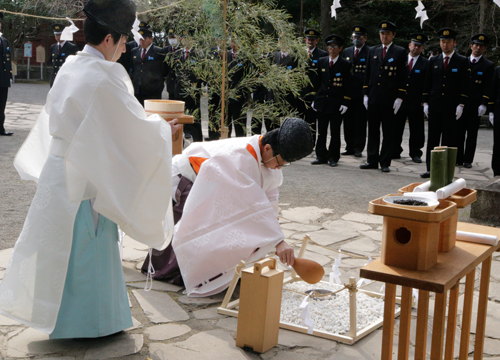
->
[
  {"left": 0, "top": 47, "right": 174, "bottom": 333},
  {"left": 172, "top": 135, "right": 285, "bottom": 297}
]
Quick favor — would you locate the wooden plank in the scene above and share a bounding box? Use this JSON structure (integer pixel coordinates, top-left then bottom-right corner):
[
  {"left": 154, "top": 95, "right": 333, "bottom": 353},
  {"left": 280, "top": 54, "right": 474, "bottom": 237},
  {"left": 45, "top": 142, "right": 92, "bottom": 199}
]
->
[
  {"left": 361, "top": 225, "right": 500, "bottom": 293},
  {"left": 474, "top": 255, "right": 492, "bottom": 360},
  {"left": 459, "top": 269, "right": 475, "bottom": 360},
  {"left": 398, "top": 286, "right": 413, "bottom": 360},
  {"left": 382, "top": 284, "right": 397, "bottom": 360},
  {"left": 430, "top": 291, "right": 447, "bottom": 359},
  {"left": 444, "top": 285, "right": 459, "bottom": 360},
  {"left": 279, "top": 322, "right": 354, "bottom": 344},
  {"left": 415, "top": 290, "right": 429, "bottom": 360}
]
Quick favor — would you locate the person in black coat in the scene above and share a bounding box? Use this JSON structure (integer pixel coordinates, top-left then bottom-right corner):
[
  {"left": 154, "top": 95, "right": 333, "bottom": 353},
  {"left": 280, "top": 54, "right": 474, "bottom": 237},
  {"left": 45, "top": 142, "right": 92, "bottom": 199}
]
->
[
  {"left": 0, "top": 13, "right": 12, "bottom": 136},
  {"left": 296, "top": 29, "right": 327, "bottom": 136},
  {"left": 163, "top": 26, "right": 179, "bottom": 100},
  {"left": 311, "top": 34, "right": 352, "bottom": 167},
  {"left": 117, "top": 40, "right": 137, "bottom": 74},
  {"left": 456, "top": 34, "right": 494, "bottom": 168},
  {"left": 488, "top": 67, "right": 500, "bottom": 177},
  {"left": 341, "top": 25, "right": 370, "bottom": 157},
  {"left": 420, "top": 28, "right": 470, "bottom": 178},
  {"left": 393, "top": 33, "right": 429, "bottom": 163},
  {"left": 360, "top": 21, "right": 407, "bottom": 173},
  {"left": 50, "top": 23, "right": 79, "bottom": 87},
  {"left": 130, "top": 22, "right": 167, "bottom": 106}
]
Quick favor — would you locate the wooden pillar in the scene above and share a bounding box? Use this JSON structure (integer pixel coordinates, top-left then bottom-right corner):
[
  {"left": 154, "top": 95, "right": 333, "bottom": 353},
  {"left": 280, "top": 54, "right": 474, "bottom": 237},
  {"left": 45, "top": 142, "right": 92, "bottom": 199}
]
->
[
  {"left": 398, "top": 286, "right": 413, "bottom": 360},
  {"left": 382, "top": 283, "right": 397, "bottom": 360},
  {"left": 431, "top": 291, "right": 448, "bottom": 359},
  {"left": 474, "top": 255, "right": 492, "bottom": 360},
  {"left": 444, "top": 284, "right": 459, "bottom": 360},
  {"left": 459, "top": 269, "right": 475, "bottom": 360},
  {"left": 349, "top": 277, "right": 357, "bottom": 339},
  {"left": 415, "top": 290, "right": 430, "bottom": 360}
]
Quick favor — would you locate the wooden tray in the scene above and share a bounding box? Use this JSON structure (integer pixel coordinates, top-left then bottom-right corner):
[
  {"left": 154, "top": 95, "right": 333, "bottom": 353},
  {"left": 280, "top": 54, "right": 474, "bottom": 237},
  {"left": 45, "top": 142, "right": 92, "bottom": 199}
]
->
[
  {"left": 398, "top": 183, "right": 477, "bottom": 209},
  {"left": 369, "top": 194, "right": 457, "bottom": 223}
]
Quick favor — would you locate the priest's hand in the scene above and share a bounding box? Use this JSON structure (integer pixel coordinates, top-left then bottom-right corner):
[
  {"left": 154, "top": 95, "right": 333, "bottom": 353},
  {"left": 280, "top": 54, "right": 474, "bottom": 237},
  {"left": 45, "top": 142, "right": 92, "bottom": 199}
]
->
[
  {"left": 168, "top": 118, "right": 181, "bottom": 134},
  {"left": 276, "top": 240, "right": 295, "bottom": 266},
  {"left": 393, "top": 98, "right": 403, "bottom": 115},
  {"left": 363, "top": 95, "right": 369, "bottom": 110},
  {"left": 339, "top": 105, "right": 348, "bottom": 115},
  {"left": 490, "top": 112, "right": 495, "bottom": 126},
  {"left": 478, "top": 105, "right": 487, "bottom": 117},
  {"left": 456, "top": 105, "right": 464, "bottom": 120},
  {"left": 423, "top": 103, "right": 429, "bottom": 117}
]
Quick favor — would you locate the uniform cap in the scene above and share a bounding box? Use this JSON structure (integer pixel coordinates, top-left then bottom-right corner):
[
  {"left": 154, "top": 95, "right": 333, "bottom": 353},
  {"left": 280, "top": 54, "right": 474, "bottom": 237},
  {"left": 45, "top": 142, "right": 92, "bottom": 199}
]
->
[
  {"left": 83, "top": 0, "right": 136, "bottom": 36},
  {"left": 437, "top": 27, "right": 457, "bottom": 39},
  {"left": 52, "top": 23, "right": 64, "bottom": 34},
  {"left": 139, "top": 21, "right": 153, "bottom": 37},
  {"left": 410, "top": 33, "right": 428, "bottom": 45},
  {"left": 278, "top": 118, "right": 314, "bottom": 162},
  {"left": 166, "top": 25, "right": 176, "bottom": 37},
  {"left": 379, "top": 20, "right": 397, "bottom": 32},
  {"left": 471, "top": 33, "right": 487, "bottom": 45},
  {"left": 305, "top": 29, "right": 321, "bottom": 39},
  {"left": 351, "top": 25, "right": 367, "bottom": 36},
  {"left": 325, "top": 34, "right": 344, "bottom": 47}
]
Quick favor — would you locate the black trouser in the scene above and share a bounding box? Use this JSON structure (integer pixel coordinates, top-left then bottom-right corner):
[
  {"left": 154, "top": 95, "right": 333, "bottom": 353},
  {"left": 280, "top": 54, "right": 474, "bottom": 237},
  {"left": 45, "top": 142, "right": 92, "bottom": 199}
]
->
[
  {"left": 0, "top": 87, "right": 8, "bottom": 133},
  {"left": 493, "top": 108, "right": 500, "bottom": 176},
  {"left": 425, "top": 111, "right": 456, "bottom": 171},
  {"left": 135, "top": 93, "right": 162, "bottom": 107},
  {"left": 456, "top": 107, "right": 481, "bottom": 165},
  {"left": 393, "top": 106, "right": 425, "bottom": 159},
  {"left": 343, "top": 97, "right": 367, "bottom": 154},
  {"left": 296, "top": 98, "right": 317, "bottom": 134},
  {"left": 316, "top": 110, "right": 342, "bottom": 162},
  {"left": 208, "top": 94, "right": 221, "bottom": 140},
  {"left": 181, "top": 96, "right": 203, "bottom": 142},
  {"left": 228, "top": 100, "right": 246, "bottom": 137},
  {"left": 366, "top": 101, "right": 395, "bottom": 168}
]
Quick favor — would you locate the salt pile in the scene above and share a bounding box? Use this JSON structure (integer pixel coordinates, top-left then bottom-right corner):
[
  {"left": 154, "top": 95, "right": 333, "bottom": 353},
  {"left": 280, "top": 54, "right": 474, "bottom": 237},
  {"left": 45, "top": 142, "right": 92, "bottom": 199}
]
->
[{"left": 280, "top": 281, "right": 391, "bottom": 334}]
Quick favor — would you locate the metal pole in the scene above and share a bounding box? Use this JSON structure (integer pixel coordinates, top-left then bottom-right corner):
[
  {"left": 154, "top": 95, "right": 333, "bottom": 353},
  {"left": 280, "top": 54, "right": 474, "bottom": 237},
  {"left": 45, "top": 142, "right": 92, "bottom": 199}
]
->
[
  {"left": 27, "top": 57, "right": 30, "bottom": 80},
  {"left": 40, "top": 62, "right": 43, "bottom": 80},
  {"left": 219, "top": 0, "right": 229, "bottom": 139},
  {"left": 300, "top": 0, "right": 304, "bottom": 36}
]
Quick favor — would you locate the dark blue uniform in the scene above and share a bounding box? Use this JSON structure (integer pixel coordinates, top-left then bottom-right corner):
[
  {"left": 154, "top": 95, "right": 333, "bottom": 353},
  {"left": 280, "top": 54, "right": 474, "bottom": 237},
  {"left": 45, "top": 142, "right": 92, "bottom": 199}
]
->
[
  {"left": 130, "top": 45, "right": 167, "bottom": 106},
  {"left": 488, "top": 66, "right": 500, "bottom": 177},
  {"left": 50, "top": 41, "right": 79, "bottom": 87},
  {"left": 0, "top": 36, "right": 12, "bottom": 135}
]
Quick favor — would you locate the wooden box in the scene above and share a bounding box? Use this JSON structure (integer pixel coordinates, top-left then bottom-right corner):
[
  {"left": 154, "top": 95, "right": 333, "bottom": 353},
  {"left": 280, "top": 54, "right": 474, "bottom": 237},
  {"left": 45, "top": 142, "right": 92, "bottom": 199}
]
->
[
  {"left": 236, "top": 258, "right": 284, "bottom": 353},
  {"left": 369, "top": 195, "right": 457, "bottom": 270},
  {"left": 398, "top": 183, "right": 477, "bottom": 209}
]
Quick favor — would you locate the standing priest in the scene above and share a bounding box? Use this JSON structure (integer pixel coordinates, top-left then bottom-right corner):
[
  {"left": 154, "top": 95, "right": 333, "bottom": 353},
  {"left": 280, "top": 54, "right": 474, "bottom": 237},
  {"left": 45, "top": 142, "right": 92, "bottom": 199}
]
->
[{"left": 0, "top": 0, "right": 178, "bottom": 339}]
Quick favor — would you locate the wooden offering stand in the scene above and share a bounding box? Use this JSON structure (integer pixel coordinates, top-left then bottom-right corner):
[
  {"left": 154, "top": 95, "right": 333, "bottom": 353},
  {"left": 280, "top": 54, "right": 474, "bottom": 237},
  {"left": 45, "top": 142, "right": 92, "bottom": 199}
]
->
[{"left": 144, "top": 100, "right": 195, "bottom": 155}]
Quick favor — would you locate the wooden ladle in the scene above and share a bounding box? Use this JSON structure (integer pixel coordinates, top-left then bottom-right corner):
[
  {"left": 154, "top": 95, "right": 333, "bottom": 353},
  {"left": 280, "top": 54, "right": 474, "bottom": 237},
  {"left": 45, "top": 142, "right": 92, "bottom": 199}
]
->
[{"left": 292, "top": 258, "right": 325, "bottom": 284}]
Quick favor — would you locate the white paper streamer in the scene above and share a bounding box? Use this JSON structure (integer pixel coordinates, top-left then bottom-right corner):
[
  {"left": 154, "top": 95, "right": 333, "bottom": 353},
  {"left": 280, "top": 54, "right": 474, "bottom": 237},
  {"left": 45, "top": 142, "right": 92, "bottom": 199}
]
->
[
  {"left": 60, "top": 18, "right": 79, "bottom": 41},
  {"left": 329, "top": 252, "right": 342, "bottom": 285},
  {"left": 331, "top": 0, "right": 341, "bottom": 19},
  {"left": 495, "top": 0, "right": 500, "bottom": 8},
  {"left": 132, "top": 16, "right": 144, "bottom": 44},
  {"left": 299, "top": 295, "right": 314, "bottom": 334},
  {"left": 412, "top": 288, "right": 419, "bottom": 301},
  {"left": 380, "top": 283, "right": 385, "bottom": 293},
  {"left": 436, "top": 178, "right": 466, "bottom": 199},
  {"left": 356, "top": 257, "right": 373, "bottom": 287},
  {"left": 415, "top": 1, "right": 428, "bottom": 29}
]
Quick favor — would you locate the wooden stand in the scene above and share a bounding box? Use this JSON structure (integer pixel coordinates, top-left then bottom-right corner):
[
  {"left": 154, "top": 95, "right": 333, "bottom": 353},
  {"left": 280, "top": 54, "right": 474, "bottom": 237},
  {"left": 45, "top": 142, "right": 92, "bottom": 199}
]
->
[
  {"left": 236, "top": 258, "right": 283, "bottom": 353},
  {"left": 360, "top": 222, "right": 500, "bottom": 360}
]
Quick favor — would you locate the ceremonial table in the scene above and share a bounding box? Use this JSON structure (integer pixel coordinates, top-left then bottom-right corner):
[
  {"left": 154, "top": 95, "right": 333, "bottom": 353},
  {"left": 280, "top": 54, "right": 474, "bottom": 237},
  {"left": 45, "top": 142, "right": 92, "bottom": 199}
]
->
[{"left": 360, "top": 222, "right": 500, "bottom": 360}]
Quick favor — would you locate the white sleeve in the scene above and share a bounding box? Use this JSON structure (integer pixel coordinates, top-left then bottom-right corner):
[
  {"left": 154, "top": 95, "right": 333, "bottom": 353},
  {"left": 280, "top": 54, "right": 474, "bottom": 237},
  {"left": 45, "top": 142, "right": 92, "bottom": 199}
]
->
[{"left": 266, "top": 188, "right": 279, "bottom": 215}]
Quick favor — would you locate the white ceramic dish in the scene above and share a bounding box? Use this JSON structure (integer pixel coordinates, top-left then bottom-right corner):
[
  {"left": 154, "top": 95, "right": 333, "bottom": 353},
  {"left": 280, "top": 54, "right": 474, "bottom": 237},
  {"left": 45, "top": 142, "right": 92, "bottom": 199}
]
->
[{"left": 383, "top": 195, "right": 440, "bottom": 211}]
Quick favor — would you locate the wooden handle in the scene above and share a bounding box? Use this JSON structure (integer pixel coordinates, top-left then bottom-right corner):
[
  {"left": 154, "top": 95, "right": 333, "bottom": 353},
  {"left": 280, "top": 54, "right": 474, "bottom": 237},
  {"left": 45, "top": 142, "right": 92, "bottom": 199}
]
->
[{"left": 253, "top": 258, "right": 276, "bottom": 276}]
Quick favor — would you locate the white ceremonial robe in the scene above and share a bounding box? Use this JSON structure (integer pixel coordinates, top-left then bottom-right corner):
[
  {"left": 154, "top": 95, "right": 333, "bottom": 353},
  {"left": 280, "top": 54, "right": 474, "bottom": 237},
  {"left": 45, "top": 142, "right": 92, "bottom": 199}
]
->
[
  {"left": 172, "top": 135, "right": 285, "bottom": 297},
  {"left": 0, "top": 47, "right": 174, "bottom": 333}
]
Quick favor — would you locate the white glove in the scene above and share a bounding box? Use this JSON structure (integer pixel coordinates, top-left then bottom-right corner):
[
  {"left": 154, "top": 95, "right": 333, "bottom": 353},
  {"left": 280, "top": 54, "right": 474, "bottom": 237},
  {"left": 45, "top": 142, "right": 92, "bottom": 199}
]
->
[
  {"left": 456, "top": 105, "right": 464, "bottom": 120},
  {"left": 10, "top": 79, "right": 12, "bottom": 86},
  {"left": 393, "top": 98, "right": 403, "bottom": 115},
  {"left": 490, "top": 112, "right": 494, "bottom": 125},
  {"left": 363, "top": 95, "right": 369, "bottom": 110},
  {"left": 423, "top": 103, "right": 429, "bottom": 117},
  {"left": 311, "top": 101, "right": 317, "bottom": 112},
  {"left": 478, "top": 104, "right": 487, "bottom": 117},
  {"left": 339, "top": 105, "right": 348, "bottom": 115}
]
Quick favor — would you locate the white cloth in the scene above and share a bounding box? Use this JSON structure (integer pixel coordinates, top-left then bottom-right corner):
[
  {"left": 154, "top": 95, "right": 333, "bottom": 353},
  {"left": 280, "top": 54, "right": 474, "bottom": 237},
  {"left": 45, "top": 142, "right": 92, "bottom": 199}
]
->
[
  {"left": 0, "top": 49, "right": 174, "bottom": 334},
  {"left": 456, "top": 231, "right": 498, "bottom": 246},
  {"left": 490, "top": 112, "right": 495, "bottom": 125},
  {"left": 393, "top": 98, "right": 403, "bottom": 114},
  {"left": 172, "top": 136, "right": 285, "bottom": 297},
  {"left": 436, "top": 178, "right": 466, "bottom": 199},
  {"left": 456, "top": 105, "right": 464, "bottom": 120},
  {"left": 413, "top": 181, "right": 430, "bottom": 192}
]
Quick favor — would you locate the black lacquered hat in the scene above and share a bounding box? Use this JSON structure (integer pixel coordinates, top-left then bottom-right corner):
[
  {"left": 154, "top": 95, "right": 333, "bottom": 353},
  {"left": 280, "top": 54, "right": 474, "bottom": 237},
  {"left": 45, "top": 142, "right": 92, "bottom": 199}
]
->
[
  {"left": 278, "top": 118, "right": 314, "bottom": 162},
  {"left": 83, "top": 0, "right": 136, "bottom": 36}
]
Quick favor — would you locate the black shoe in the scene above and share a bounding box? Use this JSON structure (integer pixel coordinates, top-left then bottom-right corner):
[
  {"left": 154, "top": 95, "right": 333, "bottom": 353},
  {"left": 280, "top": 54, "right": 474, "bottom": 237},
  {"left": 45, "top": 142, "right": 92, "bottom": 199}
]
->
[
  {"left": 354, "top": 152, "right": 362, "bottom": 158},
  {"left": 360, "top": 163, "right": 378, "bottom": 170},
  {"left": 311, "top": 159, "right": 327, "bottom": 165},
  {"left": 341, "top": 150, "right": 354, "bottom": 156},
  {"left": 392, "top": 154, "right": 401, "bottom": 160},
  {"left": 412, "top": 157, "right": 422, "bottom": 163},
  {"left": 381, "top": 166, "right": 390, "bottom": 173},
  {"left": 0, "top": 131, "right": 13, "bottom": 136},
  {"left": 464, "top": 163, "right": 472, "bottom": 169},
  {"left": 420, "top": 171, "right": 430, "bottom": 178},
  {"left": 329, "top": 160, "right": 338, "bottom": 167}
]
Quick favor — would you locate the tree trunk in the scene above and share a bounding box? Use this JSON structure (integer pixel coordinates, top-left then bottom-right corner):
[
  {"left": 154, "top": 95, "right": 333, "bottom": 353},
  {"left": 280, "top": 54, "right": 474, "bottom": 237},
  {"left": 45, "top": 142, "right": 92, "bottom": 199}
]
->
[
  {"left": 479, "top": 0, "right": 488, "bottom": 33},
  {"left": 320, "top": 0, "right": 331, "bottom": 40}
]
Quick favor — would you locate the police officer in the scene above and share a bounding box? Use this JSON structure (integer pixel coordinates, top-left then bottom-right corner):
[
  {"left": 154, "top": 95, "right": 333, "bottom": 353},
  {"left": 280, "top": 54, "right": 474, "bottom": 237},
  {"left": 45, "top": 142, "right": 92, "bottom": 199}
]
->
[
  {"left": 311, "top": 35, "right": 352, "bottom": 167},
  {"left": 130, "top": 22, "right": 167, "bottom": 106},
  {"left": 341, "top": 25, "right": 370, "bottom": 157},
  {"left": 420, "top": 28, "right": 469, "bottom": 178},
  {"left": 393, "top": 33, "right": 429, "bottom": 163},
  {"left": 456, "top": 34, "right": 494, "bottom": 168},
  {"left": 117, "top": 39, "right": 137, "bottom": 73},
  {"left": 163, "top": 25, "right": 179, "bottom": 100},
  {"left": 360, "top": 21, "right": 407, "bottom": 173},
  {"left": 0, "top": 12, "right": 12, "bottom": 136},
  {"left": 50, "top": 23, "right": 79, "bottom": 87},
  {"left": 297, "top": 29, "right": 327, "bottom": 136},
  {"left": 488, "top": 67, "right": 500, "bottom": 177}
]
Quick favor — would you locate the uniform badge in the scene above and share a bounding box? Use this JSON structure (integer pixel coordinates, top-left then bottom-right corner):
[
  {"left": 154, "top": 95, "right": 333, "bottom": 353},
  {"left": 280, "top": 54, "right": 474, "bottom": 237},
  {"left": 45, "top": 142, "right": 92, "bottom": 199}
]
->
[
  {"left": 374, "top": 56, "right": 377, "bottom": 59},
  {"left": 444, "top": 30, "right": 450, "bottom": 35},
  {"left": 134, "top": 56, "right": 137, "bottom": 58},
  {"left": 61, "top": 53, "right": 65, "bottom": 56},
  {"left": 346, "top": 57, "right": 350, "bottom": 60},
  {"left": 390, "top": 67, "right": 393, "bottom": 70},
  {"left": 388, "top": 58, "right": 394, "bottom": 63},
  {"left": 385, "top": 66, "right": 388, "bottom": 70},
  {"left": 478, "top": 72, "right": 483, "bottom": 75},
  {"left": 287, "top": 65, "right": 292, "bottom": 70},
  {"left": 452, "top": 68, "right": 458, "bottom": 72},
  {"left": 313, "top": 60, "right": 318, "bottom": 63},
  {"left": 388, "top": 72, "right": 392, "bottom": 76},
  {"left": 479, "top": 35, "right": 485, "bottom": 40},
  {"left": 322, "top": 68, "right": 326, "bottom": 72},
  {"left": 415, "top": 70, "right": 420, "bottom": 73},
  {"left": 336, "top": 73, "right": 341, "bottom": 76},
  {"left": 434, "top": 65, "right": 438, "bottom": 68},
  {"left": 360, "top": 58, "right": 365, "bottom": 62},
  {"left": 355, "top": 27, "right": 360, "bottom": 31},
  {"left": 148, "top": 56, "right": 154, "bottom": 60}
]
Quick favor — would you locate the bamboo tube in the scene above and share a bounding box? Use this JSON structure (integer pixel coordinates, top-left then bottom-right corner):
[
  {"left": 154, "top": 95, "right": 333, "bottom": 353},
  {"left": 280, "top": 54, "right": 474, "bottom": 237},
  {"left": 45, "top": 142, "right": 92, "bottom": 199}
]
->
[
  {"left": 430, "top": 150, "right": 448, "bottom": 192},
  {"left": 446, "top": 147, "right": 457, "bottom": 184}
]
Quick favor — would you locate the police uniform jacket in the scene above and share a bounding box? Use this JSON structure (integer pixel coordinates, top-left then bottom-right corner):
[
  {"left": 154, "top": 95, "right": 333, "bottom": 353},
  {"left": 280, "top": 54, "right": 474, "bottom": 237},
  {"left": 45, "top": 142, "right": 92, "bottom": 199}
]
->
[
  {"left": 163, "top": 44, "right": 179, "bottom": 95},
  {"left": 488, "top": 66, "right": 500, "bottom": 114},
  {"left": 172, "top": 49, "right": 202, "bottom": 103},
  {"left": 363, "top": 44, "right": 407, "bottom": 105},
  {"left": 50, "top": 42, "right": 79, "bottom": 86},
  {"left": 313, "top": 56, "right": 352, "bottom": 113},
  {"left": 342, "top": 44, "right": 370, "bottom": 99},
  {"left": 130, "top": 45, "right": 167, "bottom": 96},
  {"left": 422, "top": 53, "right": 469, "bottom": 113},
  {"left": 465, "top": 56, "right": 494, "bottom": 109},
  {"left": 0, "top": 36, "right": 12, "bottom": 87},
  {"left": 401, "top": 55, "right": 429, "bottom": 112},
  {"left": 117, "top": 40, "right": 137, "bottom": 74},
  {"left": 301, "top": 47, "right": 328, "bottom": 101}
]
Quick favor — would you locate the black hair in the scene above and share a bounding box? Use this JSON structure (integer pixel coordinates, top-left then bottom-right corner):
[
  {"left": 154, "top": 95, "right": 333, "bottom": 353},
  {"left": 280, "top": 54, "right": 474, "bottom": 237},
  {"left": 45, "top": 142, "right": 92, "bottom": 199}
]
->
[
  {"left": 261, "top": 128, "right": 280, "bottom": 156},
  {"left": 84, "top": 17, "right": 121, "bottom": 46}
]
